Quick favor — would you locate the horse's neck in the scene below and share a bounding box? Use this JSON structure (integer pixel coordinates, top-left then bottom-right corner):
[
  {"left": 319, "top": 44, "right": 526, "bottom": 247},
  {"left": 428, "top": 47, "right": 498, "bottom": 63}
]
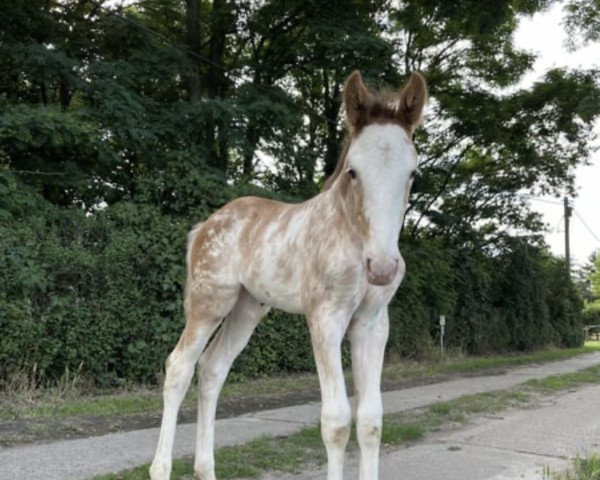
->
[
  {"left": 279, "top": 184, "right": 361, "bottom": 259},
  {"left": 303, "top": 185, "right": 344, "bottom": 225}
]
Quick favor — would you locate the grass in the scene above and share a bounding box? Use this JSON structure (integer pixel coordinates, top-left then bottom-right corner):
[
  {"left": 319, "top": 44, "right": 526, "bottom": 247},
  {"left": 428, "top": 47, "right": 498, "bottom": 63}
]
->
[
  {"left": 386, "top": 342, "right": 600, "bottom": 379},
  {"left": 524, "top": 364, "right": 600, "bottom": 392},
  {"left": 96, "top": 426, "right": 325, "bottom": 480},
  {"left": 544, "top": 454, "right": 600, "bottom": 480},
  {"left": 3, "top": 342, "right": 600, "bottom": 422},
  {"left": 95, "top": 359, "right": 600, "bottom": 480},
  {"left": 95, "top": 420, "right": 427, "bottom": 480},
  {"left": 0, "top": 386, "right": 163, "bottom": 422}
]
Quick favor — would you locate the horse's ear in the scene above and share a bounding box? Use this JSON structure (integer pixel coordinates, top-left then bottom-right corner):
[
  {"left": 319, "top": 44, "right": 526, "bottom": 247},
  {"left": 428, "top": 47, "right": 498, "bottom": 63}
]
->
[
  {"left": 397, "top": 72, "right": 427, "bottom": 133},
  {"left": 344, "top": 70, "right": 373, "bottom": 132}
]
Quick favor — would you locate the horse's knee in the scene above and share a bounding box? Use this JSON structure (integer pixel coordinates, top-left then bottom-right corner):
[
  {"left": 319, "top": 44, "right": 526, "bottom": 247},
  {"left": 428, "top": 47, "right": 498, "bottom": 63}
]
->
[
  {"left": 356, "top": 402, "right": 383, "bottom": 448},
  {"left": 321, "top": 402, "right": 352, "bottom": 448}
]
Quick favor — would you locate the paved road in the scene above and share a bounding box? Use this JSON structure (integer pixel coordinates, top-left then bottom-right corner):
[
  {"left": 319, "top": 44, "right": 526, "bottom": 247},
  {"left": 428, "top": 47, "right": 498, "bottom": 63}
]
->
[
  {"left": 273, "top": 381, "right": 600, "bottom": 480},
  {"left": 1, "top": 352, "right": 600, "bottom": 480}
]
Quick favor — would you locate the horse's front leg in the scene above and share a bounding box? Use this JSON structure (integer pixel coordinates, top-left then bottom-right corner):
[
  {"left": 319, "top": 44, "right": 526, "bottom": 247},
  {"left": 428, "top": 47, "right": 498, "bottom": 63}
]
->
[
  {"left": 308, "top": 311, "right": 352, "bottom": 480},
  {"left": 349, "top": 307, "right": 389, "bottom": 480}
]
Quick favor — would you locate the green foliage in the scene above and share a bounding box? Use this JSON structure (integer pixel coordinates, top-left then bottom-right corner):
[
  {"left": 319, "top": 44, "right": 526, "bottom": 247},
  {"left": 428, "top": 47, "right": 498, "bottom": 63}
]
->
[
  {"left": 592, "top": 252, "right": 600, "bottom": 300},
  {"left": 573, "top": 252, "right": 598, "bottom": 303},
  {"left": 231, "top": 312, "right": 316, "bottom": 378},
  {"left": 0, "top": 176, "right": 309, "bottom": 386},
  {"left": 388, "top": 238, "right": 584, "bottom": 359},
  {"left": 564, "top": 0, "right": 600, "bottom": 48},
  {"left": 582, "top": 302, "right": 600, "bottom": 326},
  {"left": 0, "top": 105, "right": 114, "bottom": 206},
  {"left": 497, "top": 241, "right": 552, "bottom": 350},
  {"left": 0, "top": 178, "right": 186, "bottom": 385},
  {"left": 448, "top": 250, "right": 495, "bottom": 354},
  {"left": 0, "top": 0, "right": 593, "bottom": 387},
  {"left": 3, "top": 180, "right": 583, "bottom": 387},
  {"left": 388, "top": 240, "right": 456, "bottom": 359},
  {"left": 545, "top": 257, "right": 584, "bottom": 347}
]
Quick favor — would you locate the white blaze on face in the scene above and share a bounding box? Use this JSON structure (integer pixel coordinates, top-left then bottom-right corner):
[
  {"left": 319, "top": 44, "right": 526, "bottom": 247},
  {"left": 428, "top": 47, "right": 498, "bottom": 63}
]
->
[{"left": 347, "top": 123, "right": 418, "bottom": 285}]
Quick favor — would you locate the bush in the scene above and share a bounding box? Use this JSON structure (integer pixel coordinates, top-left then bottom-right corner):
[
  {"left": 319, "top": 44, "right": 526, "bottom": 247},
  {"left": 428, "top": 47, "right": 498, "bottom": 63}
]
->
[
  {"left": 388, "top": 240, "right": 455, "bottom": 359},
  {"left": 232, "top": 311, "right": 317, "bottom": 378},
  {"left": 495, "top": 241, "right": 552, "bottom": 351},
  {"left": 0, "top": 179, "right": 190, "bottom": 386},
  {"left": 448, "top": 250, "right": 493, "bottom": 354},
  {"left": 0, "top": 178, "right": 587, "bottom": 387},
  {"left": 545, "top": 257, "right": 584, "bottom": 347},
  {"left": 582, "top": 302, "right": 600, "bottom": 326}
]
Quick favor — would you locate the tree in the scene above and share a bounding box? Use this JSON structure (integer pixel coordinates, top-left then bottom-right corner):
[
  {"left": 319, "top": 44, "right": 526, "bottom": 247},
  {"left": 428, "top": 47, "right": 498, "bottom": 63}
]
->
[
  {"left": 389, "top": 0, "right": 600, "bottom": 246},
  {"left": 228, "top": 0, "right": 395, "bottom": 193},
  {"left": 591, "top": 251, "right": 600, "bottom": 300},
  {"left": 582, "top": 251, "right": 600, "bottom": 326},
  {"left": 0, "top": 0, "right": 596, "bottom": 386},
  {"left": 564, "top": 0, "right": 600, "bottom": 48},
  {"left": 573, "top": 251, "right": 598, "bottom": 304}
]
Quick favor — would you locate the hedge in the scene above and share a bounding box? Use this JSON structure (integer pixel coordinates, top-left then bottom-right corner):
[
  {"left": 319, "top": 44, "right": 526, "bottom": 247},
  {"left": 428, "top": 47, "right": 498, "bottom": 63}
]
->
[{"left": 0, "top": 179, "right": 585, "bottom": 387}]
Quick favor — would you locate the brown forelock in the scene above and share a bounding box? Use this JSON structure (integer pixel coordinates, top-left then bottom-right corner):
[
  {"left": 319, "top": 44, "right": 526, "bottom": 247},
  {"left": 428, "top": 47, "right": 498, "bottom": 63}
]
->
[
  {"left": 352, "top": 88, "right": 414, "bottom": 136},
  {"left": 323, "top": 90, "right": 414, "bottom": 192}
]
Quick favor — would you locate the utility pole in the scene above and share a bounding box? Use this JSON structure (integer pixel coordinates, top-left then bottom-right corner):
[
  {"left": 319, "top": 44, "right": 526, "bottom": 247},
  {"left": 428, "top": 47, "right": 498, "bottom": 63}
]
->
[{"left": 564, "top": 196, "right": 572, "bottom": 278}]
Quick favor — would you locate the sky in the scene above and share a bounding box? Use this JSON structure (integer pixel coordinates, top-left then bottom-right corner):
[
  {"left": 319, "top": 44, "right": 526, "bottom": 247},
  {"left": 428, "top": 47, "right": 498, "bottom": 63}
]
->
[{"left": 514, "top": 3, "right": 600, "bottom": 269}]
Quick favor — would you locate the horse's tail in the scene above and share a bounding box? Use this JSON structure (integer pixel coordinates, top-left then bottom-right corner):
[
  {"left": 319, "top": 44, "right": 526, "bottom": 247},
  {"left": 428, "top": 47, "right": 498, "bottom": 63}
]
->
[{"left": 184, "top": 221, "right": 204, "bottom": 315}]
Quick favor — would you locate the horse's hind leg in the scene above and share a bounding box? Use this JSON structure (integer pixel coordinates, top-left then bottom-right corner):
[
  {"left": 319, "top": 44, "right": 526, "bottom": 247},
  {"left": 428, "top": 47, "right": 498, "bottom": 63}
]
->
[
  {"left": 149, "top": 286, "right": 239, "bottom": 480},
  {"left": 194, "top": 289, "right": 270, "bottom": 480}
]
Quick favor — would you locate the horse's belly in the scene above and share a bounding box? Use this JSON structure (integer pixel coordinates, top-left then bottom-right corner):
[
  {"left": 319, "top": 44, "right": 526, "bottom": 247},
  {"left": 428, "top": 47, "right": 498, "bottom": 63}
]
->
[
  {"left": 244, "top": 279, "right": 304, "bottom": 314},
  {"left": 240, "top": 256, "right": 304, "bottom": 314}
]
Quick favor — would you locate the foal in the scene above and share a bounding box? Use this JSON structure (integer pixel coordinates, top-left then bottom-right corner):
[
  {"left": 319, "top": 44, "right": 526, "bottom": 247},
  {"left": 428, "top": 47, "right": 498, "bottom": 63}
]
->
[{"left": 150, "top": 70, "right": 427, "bottom": 480}]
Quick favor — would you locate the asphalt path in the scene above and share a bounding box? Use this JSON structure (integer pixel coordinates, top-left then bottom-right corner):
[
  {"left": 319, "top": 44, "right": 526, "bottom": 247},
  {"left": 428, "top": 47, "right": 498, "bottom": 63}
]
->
[{"left": 2, "top": 352, "right": 600, "bottom": 480}]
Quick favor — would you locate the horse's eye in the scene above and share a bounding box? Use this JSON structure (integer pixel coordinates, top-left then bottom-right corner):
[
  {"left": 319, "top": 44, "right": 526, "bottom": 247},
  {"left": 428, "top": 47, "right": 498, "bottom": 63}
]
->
[
  {"left": 410, "top": 169, "right": 420, "bottom": 180},
  {"left": 348, "top": 168, "right": 357, "bottom": 180}
]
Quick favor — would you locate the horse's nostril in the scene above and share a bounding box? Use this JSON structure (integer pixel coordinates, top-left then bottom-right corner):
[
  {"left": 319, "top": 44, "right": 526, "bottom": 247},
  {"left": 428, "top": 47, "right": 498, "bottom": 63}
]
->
[{"left": 366, "top": 258, "right": 373, "bottom": 271}]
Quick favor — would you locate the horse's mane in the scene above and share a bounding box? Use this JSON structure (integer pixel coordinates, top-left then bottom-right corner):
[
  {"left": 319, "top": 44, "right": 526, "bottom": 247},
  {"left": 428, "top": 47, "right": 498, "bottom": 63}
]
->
[{"left": 322, "top": 137, "right": 351, "bottom": 191}]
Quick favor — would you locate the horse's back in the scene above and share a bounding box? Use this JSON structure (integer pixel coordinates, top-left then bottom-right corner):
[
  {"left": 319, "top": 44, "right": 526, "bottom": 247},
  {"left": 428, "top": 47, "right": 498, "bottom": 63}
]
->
[{"left": 186, "top": 196, "right": 305, "bottom": 300}]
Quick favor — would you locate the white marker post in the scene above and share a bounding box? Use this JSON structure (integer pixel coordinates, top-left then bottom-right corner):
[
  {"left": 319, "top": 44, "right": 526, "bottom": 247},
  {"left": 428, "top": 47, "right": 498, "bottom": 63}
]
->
[{"left": 439, "top": 315, "right": 446, "bottom": 356}]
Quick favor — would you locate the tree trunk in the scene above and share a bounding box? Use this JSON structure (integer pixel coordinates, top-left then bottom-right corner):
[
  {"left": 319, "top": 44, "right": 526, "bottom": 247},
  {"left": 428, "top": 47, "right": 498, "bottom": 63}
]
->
[
  {"left": 59, "top": 78, "right": 72, "bottom": 111},
  {"left": 322, "top": 74, "right": 342, "bottom": 177},
  {"left": 206, "top": 0, "right": 229, "bottom": 171},
  {"left": 185, "top": 0, "right": 201, "bottom": 102},
  {"left": 242, "top": 122, "right": 258, "bottom": 178}
]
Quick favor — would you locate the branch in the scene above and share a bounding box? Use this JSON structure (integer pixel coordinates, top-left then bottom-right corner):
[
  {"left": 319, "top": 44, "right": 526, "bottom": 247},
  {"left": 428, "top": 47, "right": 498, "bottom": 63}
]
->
[
  {"left": 409, "top": 143, "right": 472, "bottom": 239},
  {"left": 427, "top": 39, "right": 460, "bottom": 70}
]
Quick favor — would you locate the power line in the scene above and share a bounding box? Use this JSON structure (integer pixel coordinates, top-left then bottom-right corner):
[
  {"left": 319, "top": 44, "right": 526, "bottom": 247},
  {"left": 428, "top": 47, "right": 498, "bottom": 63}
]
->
[
  {"left": 554, "top": 214, "right": 564, "bottom": 233},
  {"left": 519, "top": 194, "right": 563, "bottom": 206},
  {"left": 524, "top": 196, "right": 599, "bottom": 242},
  {"left": 94, "top": 0, "right": 228, "bottom": 73},
  {"left": 90, "top": 0, "right": 340, "bottom": 127},
  {"left": 574, "top": 210, "right": 600, "bottom": 242}
]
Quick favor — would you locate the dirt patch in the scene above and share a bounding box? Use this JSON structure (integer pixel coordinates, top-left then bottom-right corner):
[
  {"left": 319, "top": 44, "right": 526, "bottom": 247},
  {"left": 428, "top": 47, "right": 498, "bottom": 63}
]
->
[
  {"left": 0, "top": 370, "right": 502, "bottom": 447},
  {"left": 0, "top": 388, "right": 323, "bottom": 447}
]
